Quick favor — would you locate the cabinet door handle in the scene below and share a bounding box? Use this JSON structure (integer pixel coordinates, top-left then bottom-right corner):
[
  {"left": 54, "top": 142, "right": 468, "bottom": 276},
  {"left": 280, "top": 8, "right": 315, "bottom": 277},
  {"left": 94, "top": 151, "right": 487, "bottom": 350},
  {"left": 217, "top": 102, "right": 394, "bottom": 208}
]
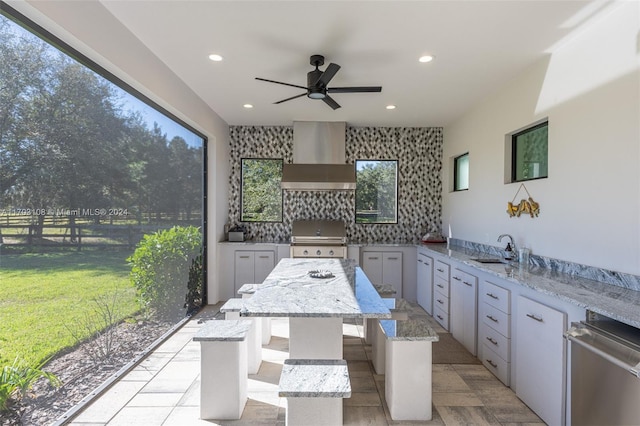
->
[
  {"left": 368, "top": 256, "right": 379, "bottom": 260},
  {"left": 436, "top": 268, "right": 444, "bottom": 273},
  {"left": 486, "top": 315, "right": 498, "bottom": 323},
  {"left": 437, "top": 284, "right": 444, "bottom": 289},
  {"left": 387, "top": 257, "right": 399, "bottom": 260},
  {"left": 486, "top": 336, "right": 498, "bottom": 345},
  {"left": 437, "top": 314, "right": 444, "bottom": 321},
  {"left": 239, "top": 255, "right": 250, "bottom": 259},
  {"left": 463, "top": 281, "right": 472, "bottom": 287},
  {"left": 425, "top": 261, "right": 430, "bottom": 266},
  {"left": 437, "top": 299, "right": 444, "bottom": 305},
  {"left": 452, "top": 276, "right": 461, "bottom": 281},
  {"left": 526, "top": 313, "right": 544, "bottom": 322},
  {"left": 258, "top": 255, "right": 270, "bottom": 259},
  {"left": 486, "top": 293, "right": 498, "bottom": 300},
  {"left": 418, "top": 259, "right": 423, "bottom": 264},
  {"left": 486, "top": 359, "right": 498, "bottom": 368}
]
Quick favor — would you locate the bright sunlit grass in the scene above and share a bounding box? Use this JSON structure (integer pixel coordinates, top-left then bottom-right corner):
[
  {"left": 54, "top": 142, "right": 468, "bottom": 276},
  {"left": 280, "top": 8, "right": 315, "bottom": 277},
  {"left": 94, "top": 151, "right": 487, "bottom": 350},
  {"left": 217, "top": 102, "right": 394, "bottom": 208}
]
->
[{"left": 0, "top": 251, "right": 138, "bottom": 365}]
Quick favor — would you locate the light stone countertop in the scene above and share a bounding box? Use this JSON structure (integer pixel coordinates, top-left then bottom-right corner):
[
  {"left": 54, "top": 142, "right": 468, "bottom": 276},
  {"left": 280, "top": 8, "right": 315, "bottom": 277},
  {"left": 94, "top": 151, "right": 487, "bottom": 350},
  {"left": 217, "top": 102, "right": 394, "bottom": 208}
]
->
[
  {"left": 379, "top": 319, "right": 440, "bottom": 341},
  {"left": 278, "top": 359, "right": 351, "bottom": 398},
  {"left": 422, "top": 243, "right": 640, "bottom": 329},
  {"left": 241, "top": 258, "right": 392, "bottom": 319},
  {"left": 193, "top": 320, "right": 252, "bottom": 342}
]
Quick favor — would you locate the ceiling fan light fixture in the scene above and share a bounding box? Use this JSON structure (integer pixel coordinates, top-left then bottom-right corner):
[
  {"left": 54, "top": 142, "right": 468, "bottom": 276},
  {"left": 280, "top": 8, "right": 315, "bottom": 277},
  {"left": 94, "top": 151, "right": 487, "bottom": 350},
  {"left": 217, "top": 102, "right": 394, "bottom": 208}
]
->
[{"left": 308, "top": 92, "right": 326, "bottom": 99}]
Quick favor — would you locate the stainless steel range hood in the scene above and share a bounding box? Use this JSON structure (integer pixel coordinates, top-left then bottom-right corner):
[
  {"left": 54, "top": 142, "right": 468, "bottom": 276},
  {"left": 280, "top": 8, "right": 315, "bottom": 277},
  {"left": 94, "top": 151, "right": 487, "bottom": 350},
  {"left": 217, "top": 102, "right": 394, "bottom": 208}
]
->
[{"left": 281, "top": 121, "right": 355, "bottom": 190}]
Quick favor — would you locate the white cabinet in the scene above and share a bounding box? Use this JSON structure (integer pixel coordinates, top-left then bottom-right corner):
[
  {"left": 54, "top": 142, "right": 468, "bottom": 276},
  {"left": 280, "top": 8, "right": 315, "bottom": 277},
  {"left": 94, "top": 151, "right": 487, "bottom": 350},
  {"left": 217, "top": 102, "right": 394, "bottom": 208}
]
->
[
  {"left": 433, "top": 259, "right": 450, "bottom": 330},
  {"left": 515, "top": 296, "right": 566, "bottom": 426},
  {"left": 416, "top": 248, "right": 434, "bottom": 315},
  {"left": 450, "top": 268, "right": 478, "bottom": 355},
  {"left": 479, "top": 280, "right": 511, "bottom": 385},
  {"left": 362, "top": 251, "right": 403, "bottom": 297},
  {"left": 234, "top": 250, "right": 275, "bottom": 294}
]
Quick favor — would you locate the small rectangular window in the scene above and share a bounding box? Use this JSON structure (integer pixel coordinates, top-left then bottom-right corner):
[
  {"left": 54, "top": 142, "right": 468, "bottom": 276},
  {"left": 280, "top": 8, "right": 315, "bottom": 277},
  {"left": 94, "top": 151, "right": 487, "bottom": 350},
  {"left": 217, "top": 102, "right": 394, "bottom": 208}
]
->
[
  {"left": 512, "top": 121, "right": 548, "bottom": 182},
  {"left": 355, "top": 160, "right": 398, "bottom": 224},
  {"left": 454, "top": 153, "right": 469, "bottom": 191},
  {"left": 241, "top": 158, "right": 283, "bottom": 222}
]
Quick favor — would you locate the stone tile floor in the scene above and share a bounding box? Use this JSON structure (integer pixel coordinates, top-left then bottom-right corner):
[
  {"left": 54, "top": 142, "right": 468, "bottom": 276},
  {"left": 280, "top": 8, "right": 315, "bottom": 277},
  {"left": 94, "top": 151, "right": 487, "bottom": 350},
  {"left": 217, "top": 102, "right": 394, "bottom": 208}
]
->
[{"left": 69, "top": 303, "right": 543, "bottom": 425}]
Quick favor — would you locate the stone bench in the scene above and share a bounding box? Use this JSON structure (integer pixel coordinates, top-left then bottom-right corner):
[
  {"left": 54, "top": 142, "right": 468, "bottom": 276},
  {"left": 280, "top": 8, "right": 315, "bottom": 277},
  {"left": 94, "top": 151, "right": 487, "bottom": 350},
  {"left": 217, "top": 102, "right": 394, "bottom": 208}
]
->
[
  {"left": 365, "top": 298, "right": 409, "bottom": 368},
  {"left": 237, "top": 284, "right": 271, "bottom": 345},
  {"left": 278, "top": 359, "right": 351, "bottom": 426},
  {"left": 373, "top": 283, "right": 397, "bottom": 297},
  {"left": 379, "top": 318, "right": 439, "bottom": 421},
  {"left": 220, "top": 298, "right": 262, "bottom": 374},
  {"left": 193, "top": 320, "right": 252, "bottom": 420}
]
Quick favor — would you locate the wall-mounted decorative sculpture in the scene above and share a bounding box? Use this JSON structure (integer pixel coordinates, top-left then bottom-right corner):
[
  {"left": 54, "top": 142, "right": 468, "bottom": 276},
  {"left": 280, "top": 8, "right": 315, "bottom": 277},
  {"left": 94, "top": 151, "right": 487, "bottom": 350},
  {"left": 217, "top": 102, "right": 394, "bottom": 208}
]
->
[{"left": 507, "top": 184, "right": 540, "bottom": 218}]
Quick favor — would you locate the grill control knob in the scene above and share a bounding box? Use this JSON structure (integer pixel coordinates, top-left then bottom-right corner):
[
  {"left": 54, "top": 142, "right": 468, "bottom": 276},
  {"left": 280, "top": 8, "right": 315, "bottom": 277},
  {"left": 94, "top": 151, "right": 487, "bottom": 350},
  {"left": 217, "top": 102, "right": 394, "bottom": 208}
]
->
[
  {"left": 329, "top": 250, "right": 335, "bottom": 256},
  {"left": 316, "top": 250, "right": 322, "bottom": 256},
  {"left": 303, "top": 250, "right": 309, "bottom": 256}
]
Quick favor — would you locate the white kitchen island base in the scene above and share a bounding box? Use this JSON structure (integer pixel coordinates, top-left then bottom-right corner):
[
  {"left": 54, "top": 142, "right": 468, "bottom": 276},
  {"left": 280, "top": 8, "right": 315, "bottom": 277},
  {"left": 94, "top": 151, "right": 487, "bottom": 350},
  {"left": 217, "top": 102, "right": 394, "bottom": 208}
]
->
[{"left": 289, "top": 317, "right": 343, "bottom": 359}]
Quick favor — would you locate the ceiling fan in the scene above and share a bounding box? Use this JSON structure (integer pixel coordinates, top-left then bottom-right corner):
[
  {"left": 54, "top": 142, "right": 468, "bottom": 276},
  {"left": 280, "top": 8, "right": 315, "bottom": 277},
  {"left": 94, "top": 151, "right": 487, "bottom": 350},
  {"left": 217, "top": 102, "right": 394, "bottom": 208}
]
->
[{"left": 255, "top": 54, "right": 382, "bottom": 110}]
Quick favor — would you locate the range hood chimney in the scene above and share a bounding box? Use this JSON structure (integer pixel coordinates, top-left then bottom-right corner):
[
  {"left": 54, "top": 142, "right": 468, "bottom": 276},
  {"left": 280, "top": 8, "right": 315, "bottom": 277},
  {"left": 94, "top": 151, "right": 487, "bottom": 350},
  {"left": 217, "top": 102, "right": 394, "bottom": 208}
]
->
[{"left": 281, "top": 121, "right": 355, "bottom": 190}]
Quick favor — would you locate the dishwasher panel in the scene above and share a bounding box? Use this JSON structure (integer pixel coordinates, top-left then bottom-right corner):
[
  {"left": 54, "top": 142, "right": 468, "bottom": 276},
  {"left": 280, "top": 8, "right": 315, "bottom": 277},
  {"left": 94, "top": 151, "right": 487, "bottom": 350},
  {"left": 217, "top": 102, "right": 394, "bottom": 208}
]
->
[{"left": 566, "top": 317, "right": 640, "bottom": 426}]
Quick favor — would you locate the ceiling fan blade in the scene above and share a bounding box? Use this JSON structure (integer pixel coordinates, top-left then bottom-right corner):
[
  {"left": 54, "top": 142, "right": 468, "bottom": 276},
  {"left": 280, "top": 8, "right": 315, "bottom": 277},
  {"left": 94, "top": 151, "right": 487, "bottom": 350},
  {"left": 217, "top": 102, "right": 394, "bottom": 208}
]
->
[
  {"left": 328, "top": 86, "right": 382, "bottom": 93},
  {"left": 315, "top": 63, "right": 341, "bottom": 87},
  {"left": 255, "top": 77, "right": 307, "bottom": 90},
  {"left": 322, "top": 95, "right": 341, "bottom": 110},
  {"left": 274, "top": 92, "right": 307, "bottom": 104}
]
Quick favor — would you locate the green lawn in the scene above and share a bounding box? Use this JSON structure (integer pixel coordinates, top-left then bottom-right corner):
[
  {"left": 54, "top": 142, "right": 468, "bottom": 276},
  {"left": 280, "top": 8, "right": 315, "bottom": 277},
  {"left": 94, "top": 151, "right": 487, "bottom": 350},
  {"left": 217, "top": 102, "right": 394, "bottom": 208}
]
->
[{"left": 0, "top": 251, "right": 138, "bottom": 365}]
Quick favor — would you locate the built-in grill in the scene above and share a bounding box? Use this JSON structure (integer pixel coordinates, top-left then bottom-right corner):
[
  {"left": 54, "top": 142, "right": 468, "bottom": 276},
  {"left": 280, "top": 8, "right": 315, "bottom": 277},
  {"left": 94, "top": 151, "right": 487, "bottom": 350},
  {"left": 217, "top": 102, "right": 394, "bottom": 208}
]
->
[{"left": 290, "top": 220, "right": 347, "bottom": 259}]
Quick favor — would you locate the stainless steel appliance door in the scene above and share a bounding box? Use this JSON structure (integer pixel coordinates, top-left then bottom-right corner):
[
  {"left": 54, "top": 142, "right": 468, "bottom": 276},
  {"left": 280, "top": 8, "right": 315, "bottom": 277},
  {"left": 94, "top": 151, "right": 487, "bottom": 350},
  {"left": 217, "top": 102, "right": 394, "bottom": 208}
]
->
[{"left": 566, "top": 323, "right": 640, "bottom": 425}]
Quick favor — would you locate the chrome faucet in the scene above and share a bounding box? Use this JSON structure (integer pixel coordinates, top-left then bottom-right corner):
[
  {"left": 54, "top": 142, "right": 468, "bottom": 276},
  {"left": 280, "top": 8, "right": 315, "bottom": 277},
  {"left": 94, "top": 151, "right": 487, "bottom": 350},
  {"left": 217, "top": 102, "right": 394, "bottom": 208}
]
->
[{"left": 497, "top": 234, "right": 517, "bottom": 261}]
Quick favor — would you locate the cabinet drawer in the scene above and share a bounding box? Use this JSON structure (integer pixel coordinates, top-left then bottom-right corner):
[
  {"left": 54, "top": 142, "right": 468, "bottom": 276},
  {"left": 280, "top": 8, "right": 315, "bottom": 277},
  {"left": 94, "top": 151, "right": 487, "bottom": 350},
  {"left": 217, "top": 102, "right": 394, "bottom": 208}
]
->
[
  {"left": 481, "top": 303, "right": 510, "bottom": 337},
  {"left": 433, "top": 306, "right": 449, "bottom": 331},
  {"left": 479, "top": 321, "right": 510, "bottom": 361},
  {"left": 434, "top": 260, "right": 450, "bottom": 280},
  {"left": 482, "top": 343, "right": 510, "bottom": 385},
  {"left": 434, "top": 276, "right": 449, "bottom": 296},
  {"left": 434, "top": 293, "right": 449, "bottom": 314},
  {"left": 481, "top": 281, "right": 510, "bottom": 313}
]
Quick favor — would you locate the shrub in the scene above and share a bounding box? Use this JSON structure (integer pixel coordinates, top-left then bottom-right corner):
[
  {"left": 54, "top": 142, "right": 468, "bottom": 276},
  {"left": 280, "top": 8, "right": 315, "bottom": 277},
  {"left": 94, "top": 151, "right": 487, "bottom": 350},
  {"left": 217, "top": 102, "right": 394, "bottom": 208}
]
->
[
  {"left": 185, "top": 252, "right": 204, "bottom": 315},
  {"left": 128, "top": 226, "right": 202, "bottom": 319},
  {"left": 0, "top": 357, "right": 60, "bottom": 411}
]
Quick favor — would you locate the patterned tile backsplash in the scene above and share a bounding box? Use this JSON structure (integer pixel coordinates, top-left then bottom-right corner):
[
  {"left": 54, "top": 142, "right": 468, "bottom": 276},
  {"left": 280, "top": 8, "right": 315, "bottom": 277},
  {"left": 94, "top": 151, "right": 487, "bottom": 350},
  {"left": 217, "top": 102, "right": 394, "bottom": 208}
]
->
[{"left": 227, "top": 125, "right": 443, "bottom": 243}]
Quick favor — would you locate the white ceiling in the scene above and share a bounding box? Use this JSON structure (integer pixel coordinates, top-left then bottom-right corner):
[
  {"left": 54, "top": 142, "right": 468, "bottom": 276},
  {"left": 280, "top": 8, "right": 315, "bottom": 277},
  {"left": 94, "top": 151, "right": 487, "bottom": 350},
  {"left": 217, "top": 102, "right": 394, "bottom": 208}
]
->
[{"left": 18, "top": 0, "right": 612, "bottom": 127}]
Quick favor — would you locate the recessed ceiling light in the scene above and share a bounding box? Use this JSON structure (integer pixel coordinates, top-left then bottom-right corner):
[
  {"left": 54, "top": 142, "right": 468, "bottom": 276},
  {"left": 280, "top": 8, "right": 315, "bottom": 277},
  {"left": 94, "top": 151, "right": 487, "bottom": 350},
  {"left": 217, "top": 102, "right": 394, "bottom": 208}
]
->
[
  {"left": 243, "top": 104, "right": 253, "bottom": 109},
  {"left": 208, "top": 54, "right": 223, "bottom": 62},
  {"left": 386, "top": 105, "right": 396, "bottom": 110},
  {"left": 418, "top": 55, "right": 434, "bottom": 63}
]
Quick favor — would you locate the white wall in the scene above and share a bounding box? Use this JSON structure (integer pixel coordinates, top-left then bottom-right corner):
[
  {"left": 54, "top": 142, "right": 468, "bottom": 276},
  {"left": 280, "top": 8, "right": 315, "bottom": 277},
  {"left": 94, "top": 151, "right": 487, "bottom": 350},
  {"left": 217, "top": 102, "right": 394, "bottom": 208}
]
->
[
  {"left": 443, "top": 2, "right": 640, "bottom": 275},
  {"left": 10, "top": 0, "right": 231, "bottom": 301}
]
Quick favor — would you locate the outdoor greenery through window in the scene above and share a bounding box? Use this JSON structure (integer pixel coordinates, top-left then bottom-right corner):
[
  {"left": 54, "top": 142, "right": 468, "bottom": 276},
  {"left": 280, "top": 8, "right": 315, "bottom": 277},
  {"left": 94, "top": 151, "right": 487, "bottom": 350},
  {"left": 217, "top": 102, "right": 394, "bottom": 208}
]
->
[
  {"left": 454, "top": 153, "right": 469, "bottom": 191},
  {"left": 0, "top": 7, "right": 205, "bottom": 419},
  {"left": 512, "top": 121, "right": 548, "bottom": 182},
  {"left": 355, "top": 160, "right": 398, "bottom": 224},
  {"left": 241, "top": 158, "right": 283, "bottom": 222}
]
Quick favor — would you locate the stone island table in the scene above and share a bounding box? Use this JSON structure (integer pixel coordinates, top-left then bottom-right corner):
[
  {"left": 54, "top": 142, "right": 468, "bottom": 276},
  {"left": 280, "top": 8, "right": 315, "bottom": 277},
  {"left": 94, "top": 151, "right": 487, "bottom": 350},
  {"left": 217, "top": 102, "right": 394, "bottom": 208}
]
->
[{"left": 240, "top": 258, "right": 391, "bottom": 359}]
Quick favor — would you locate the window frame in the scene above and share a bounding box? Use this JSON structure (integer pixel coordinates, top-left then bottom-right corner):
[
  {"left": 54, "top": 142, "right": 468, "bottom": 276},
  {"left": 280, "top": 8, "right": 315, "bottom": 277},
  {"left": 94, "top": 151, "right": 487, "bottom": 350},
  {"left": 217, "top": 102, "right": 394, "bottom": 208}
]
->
[
  {"left": 240, "top": 158, "right": 284, "bottom": 223},
  {"left": 453, "top": 152, "right": 469, "bottom": 192},
  {"left": 511, "top": 120, "right": 548, "bottom": 183},
  {"left": 354, "top": 159, "right": 399, "bottom": 225}
]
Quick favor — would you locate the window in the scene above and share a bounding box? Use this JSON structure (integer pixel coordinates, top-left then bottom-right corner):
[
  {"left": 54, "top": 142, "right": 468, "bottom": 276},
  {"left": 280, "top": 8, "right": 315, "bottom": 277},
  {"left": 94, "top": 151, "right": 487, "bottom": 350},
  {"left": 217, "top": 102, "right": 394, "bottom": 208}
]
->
[
  {"left": 0, "top": 5, "right": 206, "bottom": 410},
  {"left": 512, "top": 121, "right": 548, "bottom": 182},
  {"left": 355, "top": 160, "right": 398, "bottom": 224},
  {"left": 241, "top": 159, "right": 283, "bottom": 222},
  {"left": 454, "top": 153, "right": 469, "bottom": 191}
]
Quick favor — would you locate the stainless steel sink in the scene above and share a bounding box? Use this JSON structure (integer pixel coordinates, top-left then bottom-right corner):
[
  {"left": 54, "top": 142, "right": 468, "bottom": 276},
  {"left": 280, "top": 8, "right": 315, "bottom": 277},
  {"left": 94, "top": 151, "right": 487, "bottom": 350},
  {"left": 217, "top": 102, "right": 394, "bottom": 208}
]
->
[{"left": 470, "top": 257, "right": 507, "bottom": 264}]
